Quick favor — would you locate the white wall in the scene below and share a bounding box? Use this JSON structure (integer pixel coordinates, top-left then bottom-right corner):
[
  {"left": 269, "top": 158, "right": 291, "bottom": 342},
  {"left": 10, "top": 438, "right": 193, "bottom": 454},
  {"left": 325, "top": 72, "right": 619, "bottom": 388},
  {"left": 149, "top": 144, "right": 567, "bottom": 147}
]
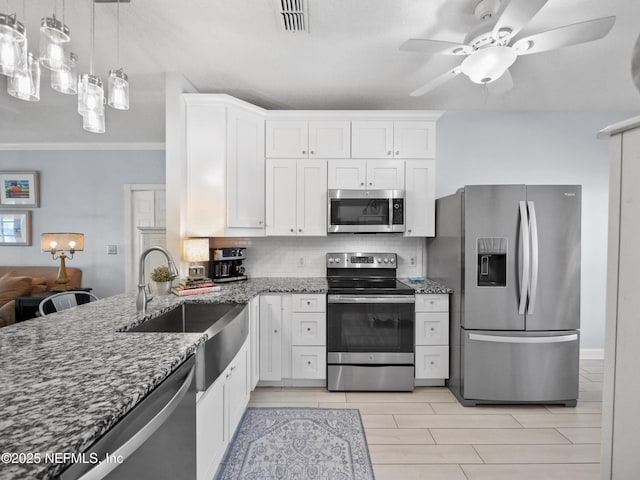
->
[
  {"left": 0, "top": 149, "right": 165, "bottom": 298},
  {"left": 436, "top": 111, "right": 627, "bottom": 351}
]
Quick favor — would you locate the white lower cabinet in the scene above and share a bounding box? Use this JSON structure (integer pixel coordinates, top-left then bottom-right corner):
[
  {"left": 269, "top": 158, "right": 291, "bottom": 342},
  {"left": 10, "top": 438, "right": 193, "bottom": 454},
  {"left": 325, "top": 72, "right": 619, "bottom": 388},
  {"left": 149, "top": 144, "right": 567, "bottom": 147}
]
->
[
  {"left": 196, "top": 338, "right": 250, "bottom": 480},
  {"left": 249, "top": 296, "right": 260, "bottom": 390},
  {"left": 259, "top": 295, "right": 283, "bottom": 381},
  {"left": 415, "top": 294, "right": 450, "bottom": 384},
  {"left": 291, "top": 346, "right": 326, "bottom": 379}
]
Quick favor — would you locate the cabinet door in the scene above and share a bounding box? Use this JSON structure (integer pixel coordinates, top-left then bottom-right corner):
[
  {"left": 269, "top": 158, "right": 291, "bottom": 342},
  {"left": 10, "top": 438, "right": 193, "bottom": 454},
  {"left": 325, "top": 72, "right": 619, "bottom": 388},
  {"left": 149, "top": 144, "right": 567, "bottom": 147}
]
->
[
  {"left": 266, "top": 121, "right": 308, "bottom": 158},
  {"left": 291, "top": 312, "right": 326, "bottom": 345},
  {"left": 297, "top": 159, "right": 327, "bottom": 236},
  {"left": 227, "top": 342, "right": 250, "bottom": 437},
  {"left": 308, "top": 121, "right": 351, "bottom": 158},
  {"left": 415, "top": 312, "right": 449, "bottom": 346},
  {"left": 415, "top": 293, "right": 449, "bottom": 312},
  {"left": 265, "top": 159, "right": 297, "bottom": 235},
  {"left": 291, "top": 346, "right": 326, "bottom": 379},
  {"left": 227, "top": 107, "right": 265, "bottom": 229},
  {"left": 327, "top": 159, "right": 367, "bottom": 190},
  {"left": 185, "top": 102, "right": 226, "bottom": 236},
  {"left": 393, "top": 121, "right": 436, "bottom": 158},
  {"left": 259, "top": 295, "right": 282, "bottom": 381},
  {"left": 351, "top": 121, "right": 394, "bottom": 158},
  {"left": 196, "top": 374, "right": 226, "bottom": 480},
  {"left": 366, "top": 159, "right": 405, "bottom": 189},
  {"left": 415, "top": 345, "right": 449, "bottom": 379},
  {"left": 404, "top": 159, "right": 436, "bottom": 236},
  {"left": 249, "top": 296, "right": 260, "bottom": 390}
]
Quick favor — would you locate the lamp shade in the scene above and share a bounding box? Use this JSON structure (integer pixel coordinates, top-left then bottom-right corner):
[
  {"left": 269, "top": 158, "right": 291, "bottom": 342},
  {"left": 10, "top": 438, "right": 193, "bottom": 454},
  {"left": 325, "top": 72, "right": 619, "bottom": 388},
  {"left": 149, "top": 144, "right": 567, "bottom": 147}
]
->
[
  {"left": 461, "top": 46, "right": 517, "bottom": 84},
  {"left": 41, "top": 233, "right": 84, "bottom": 252},
  {"left": 182, "top": 238, "right": 209, "bottom": 262}
]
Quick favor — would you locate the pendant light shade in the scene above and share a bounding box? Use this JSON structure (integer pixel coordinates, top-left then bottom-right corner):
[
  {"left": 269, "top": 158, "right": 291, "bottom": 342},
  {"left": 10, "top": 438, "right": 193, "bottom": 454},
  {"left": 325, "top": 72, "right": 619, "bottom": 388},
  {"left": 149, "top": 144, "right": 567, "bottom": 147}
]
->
[
  {"left": 77, "top": 73, "right": 104, "bottom": 115},
  {"left": 82, "top": 108, "right": 105, "bottom": 134},
  {"left": 50, "top": 51, "right": 77, "bottom": 94},
  {"left": 39, "top": 15, "right": 70, "bottom": 71},
  {"left": 0, "top": 13, "right": 27, "bottom": 77},
  {"left": 107, "top": 68, "right": 129, "bottom": 110},
  {"left": 7, "top": 52, "right": 40, "bottom": 101}
]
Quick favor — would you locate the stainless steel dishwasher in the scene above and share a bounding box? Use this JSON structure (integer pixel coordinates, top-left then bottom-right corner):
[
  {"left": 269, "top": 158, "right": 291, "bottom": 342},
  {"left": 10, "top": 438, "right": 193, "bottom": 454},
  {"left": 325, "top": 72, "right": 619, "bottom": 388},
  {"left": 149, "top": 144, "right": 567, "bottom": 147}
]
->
[{"left": 58, "top": 356, "right": 196, "bottom": 480}]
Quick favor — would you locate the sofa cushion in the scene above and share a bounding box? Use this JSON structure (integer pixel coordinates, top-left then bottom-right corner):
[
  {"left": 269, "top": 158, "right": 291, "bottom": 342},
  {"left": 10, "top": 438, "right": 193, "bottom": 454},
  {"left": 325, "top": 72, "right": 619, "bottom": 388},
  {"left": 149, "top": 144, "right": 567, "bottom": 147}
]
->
[
  {"left": 0, "top": 272, "right": 32, "bottom": 307},
  {"left": 31, "top": 277, "right": 48, "bottom": 294}
]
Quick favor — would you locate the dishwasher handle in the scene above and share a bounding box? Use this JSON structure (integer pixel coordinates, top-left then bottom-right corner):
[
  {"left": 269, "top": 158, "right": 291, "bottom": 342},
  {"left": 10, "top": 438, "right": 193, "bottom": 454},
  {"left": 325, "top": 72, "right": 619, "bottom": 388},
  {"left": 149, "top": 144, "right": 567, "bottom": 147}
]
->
[{"left": 76, "top": 364, "right": 195, "bottom": 480}]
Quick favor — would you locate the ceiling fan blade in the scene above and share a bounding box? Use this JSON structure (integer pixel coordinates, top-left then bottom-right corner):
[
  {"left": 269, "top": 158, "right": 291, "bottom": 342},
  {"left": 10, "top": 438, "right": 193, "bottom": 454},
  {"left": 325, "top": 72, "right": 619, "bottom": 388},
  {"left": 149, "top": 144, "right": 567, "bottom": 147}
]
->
[
  {"left": 410, "top": 66, "right": 462, "bottom": 96},
  {"left": 512, "top": 16, "right": 616, "bottom": 55},
  {"left": 400, "top": 38, "right": 472, "bottom": 55},
  {"left": 486, "top": 69, "right": 514, "bottom": 95},
  {"left": 492, "top": 0, "right": 548, "bottom": 40}
]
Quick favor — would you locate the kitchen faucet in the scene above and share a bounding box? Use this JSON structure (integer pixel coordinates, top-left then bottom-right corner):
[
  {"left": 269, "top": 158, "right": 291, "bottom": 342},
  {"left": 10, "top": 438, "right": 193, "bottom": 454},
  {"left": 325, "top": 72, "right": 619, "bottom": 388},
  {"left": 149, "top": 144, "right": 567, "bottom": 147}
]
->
[{"left": 137, "top": 246, "right": 179, "bottom": 315}]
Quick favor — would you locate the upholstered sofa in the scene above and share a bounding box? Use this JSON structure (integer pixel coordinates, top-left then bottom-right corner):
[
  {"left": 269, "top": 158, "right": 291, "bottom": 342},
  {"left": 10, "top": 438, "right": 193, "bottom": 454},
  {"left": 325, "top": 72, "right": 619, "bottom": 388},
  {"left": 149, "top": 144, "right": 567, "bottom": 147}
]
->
[{"left": 0, "top": 267, "right": 82, "bottom": 328}]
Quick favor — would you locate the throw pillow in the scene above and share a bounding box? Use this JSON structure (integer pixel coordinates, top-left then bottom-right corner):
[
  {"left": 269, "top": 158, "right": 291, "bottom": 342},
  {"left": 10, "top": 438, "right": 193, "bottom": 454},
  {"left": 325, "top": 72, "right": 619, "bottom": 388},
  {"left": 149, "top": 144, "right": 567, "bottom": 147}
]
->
[
  {"left": 31, "top": 277, "right": 48, "bottom": 294},
  {"left": 0, "top": 273, "right": 33, "bottom": 307}
]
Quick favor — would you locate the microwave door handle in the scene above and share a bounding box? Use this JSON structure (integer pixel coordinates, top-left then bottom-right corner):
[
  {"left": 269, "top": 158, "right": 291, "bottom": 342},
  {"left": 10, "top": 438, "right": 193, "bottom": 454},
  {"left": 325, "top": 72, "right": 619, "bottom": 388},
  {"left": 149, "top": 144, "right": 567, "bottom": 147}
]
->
[{"left": 388, "top": 198, "right": 393, "bottom": 230}]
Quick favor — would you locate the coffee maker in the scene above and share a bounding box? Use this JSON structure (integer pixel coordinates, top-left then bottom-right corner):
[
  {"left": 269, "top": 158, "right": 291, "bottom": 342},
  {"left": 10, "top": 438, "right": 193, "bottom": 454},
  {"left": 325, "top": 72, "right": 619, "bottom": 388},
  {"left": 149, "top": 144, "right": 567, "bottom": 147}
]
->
[{"left": 210, "top": 248, "right": 247, "bottom": 282}]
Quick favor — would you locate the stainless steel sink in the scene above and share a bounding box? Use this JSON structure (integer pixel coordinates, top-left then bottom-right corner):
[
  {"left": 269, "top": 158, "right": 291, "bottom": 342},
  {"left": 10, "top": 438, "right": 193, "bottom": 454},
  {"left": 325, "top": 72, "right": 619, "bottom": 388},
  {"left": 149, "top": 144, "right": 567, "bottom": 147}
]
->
[{"left": 129, "top": 302, "right": 248, "bottom": 391}]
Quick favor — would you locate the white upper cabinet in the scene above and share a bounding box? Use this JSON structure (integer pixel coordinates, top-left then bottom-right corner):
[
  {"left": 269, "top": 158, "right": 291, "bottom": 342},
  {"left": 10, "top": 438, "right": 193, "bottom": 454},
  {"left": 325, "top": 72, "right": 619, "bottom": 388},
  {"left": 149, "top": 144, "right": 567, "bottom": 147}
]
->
[
  {"left": 266, "top": 120, "right": 350, "bottom": 158},
  {"left": 328, "top": 159, "right": 404, "bottom": 190},
  {"left": 352, "top": 120, "right": 436, "bottom": 159},
  {"left": 227, "top": 107, "right": 265, "bottom": 229},
  {"left": 404, "top": 159, "right": 436, "bottom": 236},
  {"left": 308, "top": 121, "right": 351, "bottom": 158},
  {"left": 265, "top": 121, "right": 308, "bottom": 158},
  {"left": 393, "top": 121, "right": 436, "bottom": 158},
  {"left": 266, "top": 158, "right": 327, "bottom": 236},
  {"left": 351, "top": 121, "right": 394, "bottom": 158}
]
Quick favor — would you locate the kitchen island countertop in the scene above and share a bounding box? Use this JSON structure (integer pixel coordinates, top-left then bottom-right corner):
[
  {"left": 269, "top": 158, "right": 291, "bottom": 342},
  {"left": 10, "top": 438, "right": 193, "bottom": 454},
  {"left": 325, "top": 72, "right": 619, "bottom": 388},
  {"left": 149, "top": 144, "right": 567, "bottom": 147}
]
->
[{"left": 0, "top": 275, "right": 449, "bottom": 480}]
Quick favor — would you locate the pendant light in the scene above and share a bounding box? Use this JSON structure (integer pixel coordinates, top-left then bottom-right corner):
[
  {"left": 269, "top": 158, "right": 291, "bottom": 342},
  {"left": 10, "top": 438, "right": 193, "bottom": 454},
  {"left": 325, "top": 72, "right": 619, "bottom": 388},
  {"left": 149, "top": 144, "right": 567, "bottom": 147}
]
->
[
  {"left": 7, "top": 51, "right": 40, "bottom": 101},
  {"left": 107, "top": 0, "right": 129, "bottom": 110},
  {"left": 0, "top": 12, "right": 27, "bottom": 77},
  {"left": 78, "top": 0, "right": 105, "bottom": 133},
  {"left": 39, "top": 3, "right": 70, "bottom": 72},
  {"left": 50, "top": 51, "right": 77, "bottom": 94}
]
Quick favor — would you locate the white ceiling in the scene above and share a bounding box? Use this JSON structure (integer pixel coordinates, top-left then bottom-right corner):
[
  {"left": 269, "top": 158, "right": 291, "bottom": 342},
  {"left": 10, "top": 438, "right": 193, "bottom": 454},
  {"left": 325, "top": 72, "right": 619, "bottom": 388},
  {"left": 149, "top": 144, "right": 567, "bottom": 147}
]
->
[{"left": 1, "top": 0, "right": 639, "bottom": 145}]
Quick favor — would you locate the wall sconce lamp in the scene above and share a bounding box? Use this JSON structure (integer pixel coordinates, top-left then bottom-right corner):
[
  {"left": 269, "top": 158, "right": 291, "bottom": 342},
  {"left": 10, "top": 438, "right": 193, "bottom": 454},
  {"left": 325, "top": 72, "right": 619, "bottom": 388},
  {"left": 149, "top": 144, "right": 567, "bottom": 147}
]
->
[
  {"left": 41, "top": 232, "right": 84, "bottom": 290},
  {"left": 182, "top": 238, "right": 210, "bottom": 280}
]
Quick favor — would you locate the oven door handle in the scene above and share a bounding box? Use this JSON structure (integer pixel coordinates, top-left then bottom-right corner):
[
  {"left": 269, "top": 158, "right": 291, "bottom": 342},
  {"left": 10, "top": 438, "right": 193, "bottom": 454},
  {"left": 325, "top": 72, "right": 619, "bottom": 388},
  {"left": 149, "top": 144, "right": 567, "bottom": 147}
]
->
[{"left": 328, "top": 295, "right": 415, "bottom": 304}]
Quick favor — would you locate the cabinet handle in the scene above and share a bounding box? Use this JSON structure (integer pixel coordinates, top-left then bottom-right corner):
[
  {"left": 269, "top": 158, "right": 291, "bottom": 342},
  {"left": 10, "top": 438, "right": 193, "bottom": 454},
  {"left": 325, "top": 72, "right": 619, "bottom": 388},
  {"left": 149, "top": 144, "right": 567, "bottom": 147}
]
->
[
  {"left": 430, "top": 327, "right": 435, "bottom": 331},
  {"left": 307, "top": 327, "right": 311, "bottom": 331},
  {"left": 407, "top": 229, "right": 412, "bottom": 233},
  {"left": 259, "top": 220, "right": 264, "bottom": 225},
  {"left": 302, "top": 150, "right": 306, "bottom": 155},
  {"left": 290, "top": 228, "right": 294, "bottom": 233},
  {"left": 430, "top": 361, "right": 435, "bottom": 365},
  {"left": 306, "top": 301, "right": 311, "bottom": 305},
  {"left": 387, "top": 150, "right": 392, "bottom": 156},
  {"left": 230, "top": 366, "right": 236, "bottom": 372},
  {"left": 226, "top": 372, "right": 231, "bottom": 379},
  {"left": 369, "top": 182, "right": 373, "bottom": 186},
  {"left": 310, "top": 150, "right": 314, "bottom": 155},
  {"left": 274, "top": 329, "right": 278, "bottom": 333},
  {"left": 307, "top": 361, "right": 312, "bottom": 365},
  {"left": 298, "top": 228, "right": 302, "bottom": 233},
  {"left": 360, "top": 182, "right": 364, "bottom": 186},
  {"left": 395, "top": 150, "right": 400, "bottom": 156}
]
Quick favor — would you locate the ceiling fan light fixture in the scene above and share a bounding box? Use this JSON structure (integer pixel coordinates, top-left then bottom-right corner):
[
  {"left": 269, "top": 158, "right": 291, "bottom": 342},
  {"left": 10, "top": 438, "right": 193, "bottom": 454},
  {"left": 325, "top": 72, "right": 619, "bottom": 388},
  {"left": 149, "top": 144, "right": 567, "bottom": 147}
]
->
[
  {"left": 461, "top": 46, "right": 517, "bottom": 84},
  {"left": 39, "top": 15, "right": 71, "bottom": 71},
  {"left": 496, "top": 27, "right": 512, "bottom": 40},
  {"left": 0, "top": 13, "right": 27, "bottom": 77}
]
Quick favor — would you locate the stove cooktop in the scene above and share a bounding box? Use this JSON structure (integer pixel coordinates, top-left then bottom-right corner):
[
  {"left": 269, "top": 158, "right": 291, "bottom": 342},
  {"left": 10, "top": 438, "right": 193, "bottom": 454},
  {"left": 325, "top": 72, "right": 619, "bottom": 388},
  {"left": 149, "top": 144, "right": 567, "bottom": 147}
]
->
[{"left": 327, "top": 277, "right": 415, "bottom": 295}]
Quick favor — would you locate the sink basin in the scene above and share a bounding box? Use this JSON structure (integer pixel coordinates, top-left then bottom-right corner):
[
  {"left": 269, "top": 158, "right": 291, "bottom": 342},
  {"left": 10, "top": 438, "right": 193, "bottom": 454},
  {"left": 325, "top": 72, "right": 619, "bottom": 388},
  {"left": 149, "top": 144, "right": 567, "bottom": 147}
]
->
[
  {"left": 129, "top": 303, "right": 242, "bottom": 333},
  {"left": 128, "top": 302, "right": 249, "bottom": 392}
]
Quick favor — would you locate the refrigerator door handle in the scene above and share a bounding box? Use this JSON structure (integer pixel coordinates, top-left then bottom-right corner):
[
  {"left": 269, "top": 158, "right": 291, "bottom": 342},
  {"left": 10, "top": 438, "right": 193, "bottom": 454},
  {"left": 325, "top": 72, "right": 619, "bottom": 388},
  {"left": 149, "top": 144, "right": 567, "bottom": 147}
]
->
[
  {"left": 527, "top": 200, "right": 539, "bottom": 314},
  {"left": 518, "top": 201, "right": 530, "bottom": 315},
  {"left": 468, "top": 333, "right": 578, "bottom": 344}
]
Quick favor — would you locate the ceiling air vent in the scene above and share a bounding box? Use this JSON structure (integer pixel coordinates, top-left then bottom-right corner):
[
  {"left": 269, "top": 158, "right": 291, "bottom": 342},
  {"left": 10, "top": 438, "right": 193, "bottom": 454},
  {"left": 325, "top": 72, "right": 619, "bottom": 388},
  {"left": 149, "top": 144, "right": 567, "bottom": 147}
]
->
[{"left": 275, "top": 0, "right": 308, "bottom": 33}]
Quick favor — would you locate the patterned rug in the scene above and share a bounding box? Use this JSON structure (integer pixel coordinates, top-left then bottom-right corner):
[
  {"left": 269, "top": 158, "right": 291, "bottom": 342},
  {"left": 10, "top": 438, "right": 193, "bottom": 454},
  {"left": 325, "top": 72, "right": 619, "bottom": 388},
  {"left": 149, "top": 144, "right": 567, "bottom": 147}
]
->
[{"left": 214, "top": 407, "right": 375, "bottom": 480}]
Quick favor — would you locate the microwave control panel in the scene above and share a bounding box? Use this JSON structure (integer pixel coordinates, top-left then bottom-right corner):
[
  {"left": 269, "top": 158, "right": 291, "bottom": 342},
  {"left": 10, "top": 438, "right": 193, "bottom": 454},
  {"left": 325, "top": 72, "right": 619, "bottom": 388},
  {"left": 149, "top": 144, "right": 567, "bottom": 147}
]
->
[{"left": 392, "top": 199, "right": 404, "bottom": 225}]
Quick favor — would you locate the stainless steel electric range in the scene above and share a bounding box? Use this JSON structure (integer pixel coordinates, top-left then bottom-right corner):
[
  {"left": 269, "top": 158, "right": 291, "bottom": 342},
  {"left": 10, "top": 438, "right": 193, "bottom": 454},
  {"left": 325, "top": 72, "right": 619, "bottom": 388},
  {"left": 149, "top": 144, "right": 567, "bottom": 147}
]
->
[{"left": 326, "top": 252, "right": 415, "bottom": 391}]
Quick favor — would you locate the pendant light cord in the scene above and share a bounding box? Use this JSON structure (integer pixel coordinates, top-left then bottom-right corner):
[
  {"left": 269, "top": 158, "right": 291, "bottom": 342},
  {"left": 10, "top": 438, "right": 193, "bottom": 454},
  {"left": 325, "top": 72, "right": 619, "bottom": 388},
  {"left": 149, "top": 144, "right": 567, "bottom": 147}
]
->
[
  {"left": 116, "top": 0, "right": 120, "bottom": 67},
  {"left": 90, "top": 0, "right": 95, "bottom": 75}
]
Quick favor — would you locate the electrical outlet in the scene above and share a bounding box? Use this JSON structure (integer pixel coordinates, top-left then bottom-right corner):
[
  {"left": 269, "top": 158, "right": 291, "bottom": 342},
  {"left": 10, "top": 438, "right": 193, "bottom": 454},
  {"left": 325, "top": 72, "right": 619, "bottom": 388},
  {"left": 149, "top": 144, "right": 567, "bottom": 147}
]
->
[
  {"left": 298, "top": 257, "right": 305, "bottom": 267},
  {"left": 107, "top": 245, "right": 118, "bottom": 255}
]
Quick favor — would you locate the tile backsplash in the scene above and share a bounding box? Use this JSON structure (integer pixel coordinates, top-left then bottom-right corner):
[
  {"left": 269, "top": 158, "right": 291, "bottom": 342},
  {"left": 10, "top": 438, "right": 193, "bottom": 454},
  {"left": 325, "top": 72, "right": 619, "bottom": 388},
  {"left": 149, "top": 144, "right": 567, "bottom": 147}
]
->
[{"left": 212, "top": 235, "right": 425, "bottom": 278}]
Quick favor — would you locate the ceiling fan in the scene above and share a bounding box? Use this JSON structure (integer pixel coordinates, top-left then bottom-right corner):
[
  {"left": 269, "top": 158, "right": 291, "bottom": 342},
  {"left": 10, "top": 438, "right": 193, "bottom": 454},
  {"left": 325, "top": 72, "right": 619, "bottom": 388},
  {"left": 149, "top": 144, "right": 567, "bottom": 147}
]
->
[{"left": 401, "top": 0, "right": 616, "bottom": 96}]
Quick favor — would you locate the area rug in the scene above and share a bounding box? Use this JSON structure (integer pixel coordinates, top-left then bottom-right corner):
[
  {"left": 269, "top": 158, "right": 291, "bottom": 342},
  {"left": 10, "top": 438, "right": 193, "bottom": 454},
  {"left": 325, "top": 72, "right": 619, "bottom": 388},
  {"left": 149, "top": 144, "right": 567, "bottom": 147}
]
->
[{"left": 214, "top": 407, "right": 375, "bottom": 480}]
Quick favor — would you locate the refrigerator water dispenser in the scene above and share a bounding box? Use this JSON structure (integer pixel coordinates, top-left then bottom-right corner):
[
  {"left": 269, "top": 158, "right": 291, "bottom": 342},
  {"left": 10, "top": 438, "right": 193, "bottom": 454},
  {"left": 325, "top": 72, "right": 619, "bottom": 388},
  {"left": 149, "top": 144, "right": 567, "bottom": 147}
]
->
[{"left": 477, "top": 237, "right": 507, "bottom": 287}]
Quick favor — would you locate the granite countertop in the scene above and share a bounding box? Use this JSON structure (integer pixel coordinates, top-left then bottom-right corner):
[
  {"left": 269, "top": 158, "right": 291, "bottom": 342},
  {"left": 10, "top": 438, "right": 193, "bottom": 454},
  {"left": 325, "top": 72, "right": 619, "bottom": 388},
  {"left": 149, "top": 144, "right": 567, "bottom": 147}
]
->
[
  {"left": 400, "top": 278, "right": 454, "bottom": 294},
  {"left": 0, "top": 275, "right": 449, "bottom": 480}
]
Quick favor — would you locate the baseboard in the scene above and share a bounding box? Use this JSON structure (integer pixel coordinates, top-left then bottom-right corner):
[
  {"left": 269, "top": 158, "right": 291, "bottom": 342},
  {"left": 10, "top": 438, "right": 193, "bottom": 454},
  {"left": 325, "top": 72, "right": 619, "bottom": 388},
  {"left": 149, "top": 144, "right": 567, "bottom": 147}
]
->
[{"left": 580, "top": 348, "right": 605, "bottom": 359}]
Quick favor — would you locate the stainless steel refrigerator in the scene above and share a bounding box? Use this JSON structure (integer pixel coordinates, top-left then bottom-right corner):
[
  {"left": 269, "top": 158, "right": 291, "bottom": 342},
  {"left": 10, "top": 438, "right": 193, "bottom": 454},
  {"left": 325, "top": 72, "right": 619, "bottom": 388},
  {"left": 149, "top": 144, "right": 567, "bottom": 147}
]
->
[{"left": 427, "top": 185, "right": 581, "bottom": 406}]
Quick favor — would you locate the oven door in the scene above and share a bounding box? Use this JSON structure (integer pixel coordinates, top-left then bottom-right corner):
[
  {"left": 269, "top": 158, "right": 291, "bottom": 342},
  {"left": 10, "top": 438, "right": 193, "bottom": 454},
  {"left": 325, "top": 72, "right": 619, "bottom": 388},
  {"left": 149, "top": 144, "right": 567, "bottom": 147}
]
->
[
  {"left": 328, "top": 189, "right": 405, "bottom": 233},
  {"left": 327, "top": 294, "right": 415, "bottom": 364}
]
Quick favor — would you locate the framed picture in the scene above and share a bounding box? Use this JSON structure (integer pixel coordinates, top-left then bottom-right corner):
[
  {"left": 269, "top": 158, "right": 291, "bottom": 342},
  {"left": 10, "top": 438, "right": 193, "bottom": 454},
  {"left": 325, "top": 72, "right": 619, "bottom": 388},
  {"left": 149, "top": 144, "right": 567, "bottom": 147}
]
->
[
  {"left": 0, "top": 171, "right": 39, "bottom": 207},
  {"left": 0, "top": 211, "right": 32, "bottom": 246}
]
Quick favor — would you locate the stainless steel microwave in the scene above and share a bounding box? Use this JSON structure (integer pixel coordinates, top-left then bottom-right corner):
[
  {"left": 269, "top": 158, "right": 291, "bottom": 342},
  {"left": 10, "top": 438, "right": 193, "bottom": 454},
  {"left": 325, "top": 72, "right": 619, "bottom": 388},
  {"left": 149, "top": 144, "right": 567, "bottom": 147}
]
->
[{"left": 328, "top": 189, "right": 405, "bottom": 233}]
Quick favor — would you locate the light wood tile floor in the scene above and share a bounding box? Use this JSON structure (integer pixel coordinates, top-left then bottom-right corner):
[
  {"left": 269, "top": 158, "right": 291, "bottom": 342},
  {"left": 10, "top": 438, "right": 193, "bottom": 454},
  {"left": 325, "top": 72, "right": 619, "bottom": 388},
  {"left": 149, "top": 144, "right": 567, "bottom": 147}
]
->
[{"left": 248, "top": 359, "right": 603, "bottom": 480}]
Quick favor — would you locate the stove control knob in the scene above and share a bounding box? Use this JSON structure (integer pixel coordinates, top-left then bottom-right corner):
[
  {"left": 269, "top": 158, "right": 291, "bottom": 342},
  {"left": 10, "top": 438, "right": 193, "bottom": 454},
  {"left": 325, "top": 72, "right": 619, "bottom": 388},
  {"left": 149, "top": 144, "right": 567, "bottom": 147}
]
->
[
  {"left": 377, "top": 257, "right": 382, "bottom": 263},
  {"left": 328, "top": 258, "right": 334, "bottom": 264},
  {"left": 335, "top": 258, "right": 341, "bottom": 263},
  {"left": 390, "top": 257, "right": 395, "bottom": 264},
  {"left": 383, "top": 258, "right": 389, "bottom": 264}
]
